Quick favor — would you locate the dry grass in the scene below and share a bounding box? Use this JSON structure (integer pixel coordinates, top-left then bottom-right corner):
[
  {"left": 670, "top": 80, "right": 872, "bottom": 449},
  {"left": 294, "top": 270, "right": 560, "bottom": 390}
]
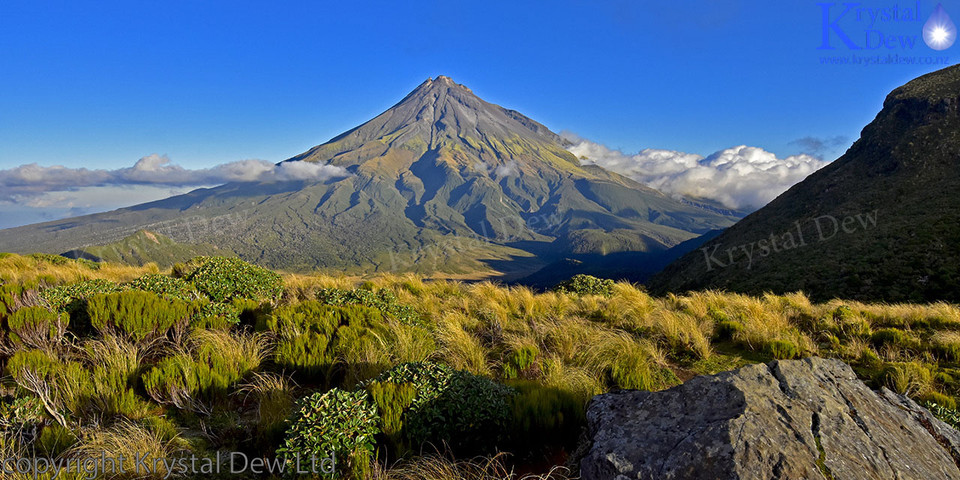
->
[
  {"left": 370, "top": 452, "right": 572, "bottom": 480},
  {"left": 0, "top": 254, "right": 158, "bottom": 286}
]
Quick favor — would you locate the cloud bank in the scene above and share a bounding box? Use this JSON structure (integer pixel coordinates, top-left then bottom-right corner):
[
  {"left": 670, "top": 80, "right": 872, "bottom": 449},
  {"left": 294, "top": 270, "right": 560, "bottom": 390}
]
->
[
  {"left": 0, "top": 155, "right": 351, "bottom": 229},
  {"left": 564, "top": 134, "right": 830, "bottom": 211}
]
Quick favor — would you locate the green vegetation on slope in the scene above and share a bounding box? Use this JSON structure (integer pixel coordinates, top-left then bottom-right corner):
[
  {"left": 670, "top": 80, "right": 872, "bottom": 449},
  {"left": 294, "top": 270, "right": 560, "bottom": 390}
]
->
[{"left": 650, "top": 64, "right": 960, "bottom": 303}]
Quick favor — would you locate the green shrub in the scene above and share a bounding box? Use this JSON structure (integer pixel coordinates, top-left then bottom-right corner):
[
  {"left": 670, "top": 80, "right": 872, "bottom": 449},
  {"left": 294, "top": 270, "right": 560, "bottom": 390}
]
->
[
  {"left": 503, "top": 344, "right": 539, "bottom": 380},
  {"left": 5, "top": 306, "right": 68, "bottom": 349},
  {"left": 552, "top": 274, "right": 614, "bottom": 296},
  {"left": 923, "top": 401, "right": 960, "bottom": 430},
  {"left": 766, "top": 340, "right": 799, "bottom": 360},
  {"left": 37, "top": 423, "right": 78, "bottom": 457},
  {"left": 142, "top": 330, "right": 264, "bottom": 409},
  {"left": 189, "top": 300, "right": 240, "bottom": 329},
  {"left": 186, "top": 257, "right": 283, "bottom": 303},
  {"left": 316, "top": 288, "right": 420, "bottom": 326},
  {"left": 830, "top": 306, "right": 872, "bottom": 339},
  {"left": 26, "top": 253, "right": 69, "bottom": 265},
  {"left": 859, "top": 347, "right": 882, "bottom": 368},
  {"left": 278, "top": 388, "right": 380, "bottom": 479},
  {"left": 41, "top": 279, "right": 127, "bottom": 313},
  {"left": 268, "top": 302, "right": 388, "bottom": 383},
  {"left": 126, "top": 274, "right": 198, "bottom": 301},
  {"left": 365, "top": 381, "right": 417, "bottom": 455},
  {"left": 86, "top": 291, "right": 189, "bottom": 341},
  {"left": 6, "top": 349, "right": 91, "bottom": 420},
  {"left": 366, "top": 362, "right": 514, "bottom": 455}
]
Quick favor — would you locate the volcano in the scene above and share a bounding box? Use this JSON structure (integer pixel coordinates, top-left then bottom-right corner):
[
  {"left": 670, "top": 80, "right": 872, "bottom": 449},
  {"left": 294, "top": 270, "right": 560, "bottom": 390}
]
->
[{"left": 0, "top": 76, "right": 737, "bottom": 277}]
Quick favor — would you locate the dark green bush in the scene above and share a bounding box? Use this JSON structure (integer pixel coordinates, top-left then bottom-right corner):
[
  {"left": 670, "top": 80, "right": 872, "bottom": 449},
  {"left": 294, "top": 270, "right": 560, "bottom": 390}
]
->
[
  {"left": 126, "top": 274, "right": 198, "bottom": 301},
  {"left": 6, "top": 349, "right": 91, "bottom": 418},
  {"left": 186, "top": 257, "right": 283, "bottom": 303},
  {"left": 316, "top": 288, "right": 420, "bottom": 326},
  {"left": 365, "top": 380, "right": 417, "bottom": 455},
  {"left": 278, "top": 388, "right": 380, "bottom": 479},
  {"left": 142, "top": 331, "right": 262, "bottom": 408},
  {"left": 920, "top": 391, "right": 958, "bottom": 410},
  {"left": 189, "top": 300, "right": 240, "bottom": 329},
  {"left": 86, "top": 291, "right": 189, "bottom": 341},
  {"left": 553, "top": 274, "right": 615, "bottom": 296},
  {"left": 366, "top": 362, "right": 514, "bottom": 455}
]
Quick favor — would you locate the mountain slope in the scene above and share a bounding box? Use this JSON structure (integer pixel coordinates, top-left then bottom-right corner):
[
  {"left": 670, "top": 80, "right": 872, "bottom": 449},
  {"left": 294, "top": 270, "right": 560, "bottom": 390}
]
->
[
  {"left": 649, "top": 65, "right": 960, "bottom": 302},
  {"left": 0, "top": 76, "right": 737, "bottom": 276},
  {"left": 62, "top": 230, "right": 229, "bottom": 267}
]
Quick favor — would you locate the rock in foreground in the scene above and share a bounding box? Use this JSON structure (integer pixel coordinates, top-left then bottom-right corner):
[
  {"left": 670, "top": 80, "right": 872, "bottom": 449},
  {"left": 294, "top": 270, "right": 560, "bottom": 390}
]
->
[{"left": 581, "top": 357, "right": 960, "bottom": 480}]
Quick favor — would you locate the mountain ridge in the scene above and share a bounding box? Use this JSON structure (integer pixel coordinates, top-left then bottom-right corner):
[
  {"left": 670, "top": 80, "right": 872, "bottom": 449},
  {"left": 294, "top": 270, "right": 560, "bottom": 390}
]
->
[{"left": 648, "top": 64, "right": 960, "bottom": 302}]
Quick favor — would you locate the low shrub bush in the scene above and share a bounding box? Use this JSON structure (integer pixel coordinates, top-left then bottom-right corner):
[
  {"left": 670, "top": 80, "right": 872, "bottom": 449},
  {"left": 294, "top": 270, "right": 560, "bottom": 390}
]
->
[
  {"left": 41, "top": 279, "right": 126, "bottom": 313},
  {"left": 366, "top": 362, "right": 514, "bottom": 456},
  {"left": 871, "top": 328, "right": 920, "bottom": 350},
  {"left": 552, "top": 274, "right": 614, "bottom": 297},
  {"left": 278, "top": 388, "right": 380, "bottom": 479},
  {"left": 142, "top": 330, "right": 266, "bottom": 410},
  {"left": 5, "top": 306, "right": 68, "bottom": 350},
  {"left": 268, "top": 302, "right": 388, "bottom": 383},
  {"left": 186, "top": 257, "right": 283, "bottom": 303},
  {"left": 86, "top": 291, "right": 189, "bottom": 341},
  {"left": 316, "top": 288, "right": 420, "bottom": 326},
  {"left": 503, "top": 344, "right": 539, "bottom": 380},
  {"left": 126, "top": 274, "right": 198, "bottom": 301}
]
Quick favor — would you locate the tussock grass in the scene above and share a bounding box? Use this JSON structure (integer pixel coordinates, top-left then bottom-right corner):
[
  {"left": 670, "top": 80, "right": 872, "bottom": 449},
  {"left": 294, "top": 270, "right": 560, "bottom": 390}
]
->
[
  {"left": 5, "top": 259, "right": 960, "bottom": 478},
  {"left": 371, "top": 452, "right": 571, "bottom": 480}
]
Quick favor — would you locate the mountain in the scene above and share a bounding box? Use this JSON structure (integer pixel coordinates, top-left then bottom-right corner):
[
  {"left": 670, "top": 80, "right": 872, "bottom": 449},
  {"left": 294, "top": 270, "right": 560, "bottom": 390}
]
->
[
  {"left": 62, "top": 230, "right": 228, "bottom": 267},
  {"left": 0, "top": 76, "right": 737, "bottom": 276},
  {"left": 649, "top": 65, "right": 960, "bottom": 302}
]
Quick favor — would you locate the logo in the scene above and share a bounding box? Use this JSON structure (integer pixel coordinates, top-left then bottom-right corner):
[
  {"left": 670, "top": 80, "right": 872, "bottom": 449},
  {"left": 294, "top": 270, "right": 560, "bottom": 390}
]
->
[{"left": 923, "top": 3, "right": 957, "bottom": 49}]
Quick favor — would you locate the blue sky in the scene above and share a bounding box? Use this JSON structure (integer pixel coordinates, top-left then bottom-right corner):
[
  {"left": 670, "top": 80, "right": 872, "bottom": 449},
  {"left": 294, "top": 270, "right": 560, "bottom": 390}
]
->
[{"left": 0, "top": 0, "right": 957, "bottom": 226}]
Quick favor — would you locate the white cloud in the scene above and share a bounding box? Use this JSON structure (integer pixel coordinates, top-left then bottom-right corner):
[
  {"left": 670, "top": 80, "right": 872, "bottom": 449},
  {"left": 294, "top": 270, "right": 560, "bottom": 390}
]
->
[
  {"left": 0, "top": 155, "right": 351, "bottom": 228},
  {"left": 563, "top": 134, "right": 829, "bottom": 211}
]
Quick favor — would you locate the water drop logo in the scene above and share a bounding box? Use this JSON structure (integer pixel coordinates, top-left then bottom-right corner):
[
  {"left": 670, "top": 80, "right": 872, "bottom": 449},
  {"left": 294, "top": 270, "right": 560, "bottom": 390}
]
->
[{"left": 923, "top": 4, "right": 957, "bottom": 50}]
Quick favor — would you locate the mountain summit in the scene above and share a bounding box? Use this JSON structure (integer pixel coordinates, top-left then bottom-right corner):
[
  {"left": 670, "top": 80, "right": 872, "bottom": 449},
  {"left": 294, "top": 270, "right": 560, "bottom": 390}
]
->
[{"left": 0, "top": 76, "right": 737, "bottom": 276}]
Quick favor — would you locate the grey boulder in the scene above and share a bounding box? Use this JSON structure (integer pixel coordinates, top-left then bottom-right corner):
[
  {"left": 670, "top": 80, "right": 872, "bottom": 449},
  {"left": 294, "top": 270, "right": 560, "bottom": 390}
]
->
[{"left": 580, "top": 357, "right": 960, "bottom": 480}]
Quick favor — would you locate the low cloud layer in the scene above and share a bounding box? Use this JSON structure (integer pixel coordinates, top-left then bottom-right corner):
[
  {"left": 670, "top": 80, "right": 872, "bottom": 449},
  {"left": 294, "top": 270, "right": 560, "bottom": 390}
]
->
[
  {"left": 564, "top": 134, "right": 830, "bottom": 211},
  {"left": 0, "top": 155, "right": 351, "bottom": 229},
  {"left": 0, "top": 154, "right": 349, "bottom": 201}
]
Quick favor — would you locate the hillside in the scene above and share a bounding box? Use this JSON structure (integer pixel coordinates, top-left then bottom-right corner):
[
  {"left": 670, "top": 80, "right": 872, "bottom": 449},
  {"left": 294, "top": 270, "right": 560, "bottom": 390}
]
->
[
  {"left": 649, "top": 64, "right": 960, "bottom": 302},
  {"left": 0, "top": 76, "right": 737, "bottom": 277},
  {"left": 62, "top": 230, "right": 229, "bottom": 267}
]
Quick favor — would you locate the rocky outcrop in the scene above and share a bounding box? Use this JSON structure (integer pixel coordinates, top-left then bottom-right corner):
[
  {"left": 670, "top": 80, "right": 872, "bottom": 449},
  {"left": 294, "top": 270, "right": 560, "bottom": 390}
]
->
[{"left": 581, "top": 357, "right": 960, "bottom": 480}]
